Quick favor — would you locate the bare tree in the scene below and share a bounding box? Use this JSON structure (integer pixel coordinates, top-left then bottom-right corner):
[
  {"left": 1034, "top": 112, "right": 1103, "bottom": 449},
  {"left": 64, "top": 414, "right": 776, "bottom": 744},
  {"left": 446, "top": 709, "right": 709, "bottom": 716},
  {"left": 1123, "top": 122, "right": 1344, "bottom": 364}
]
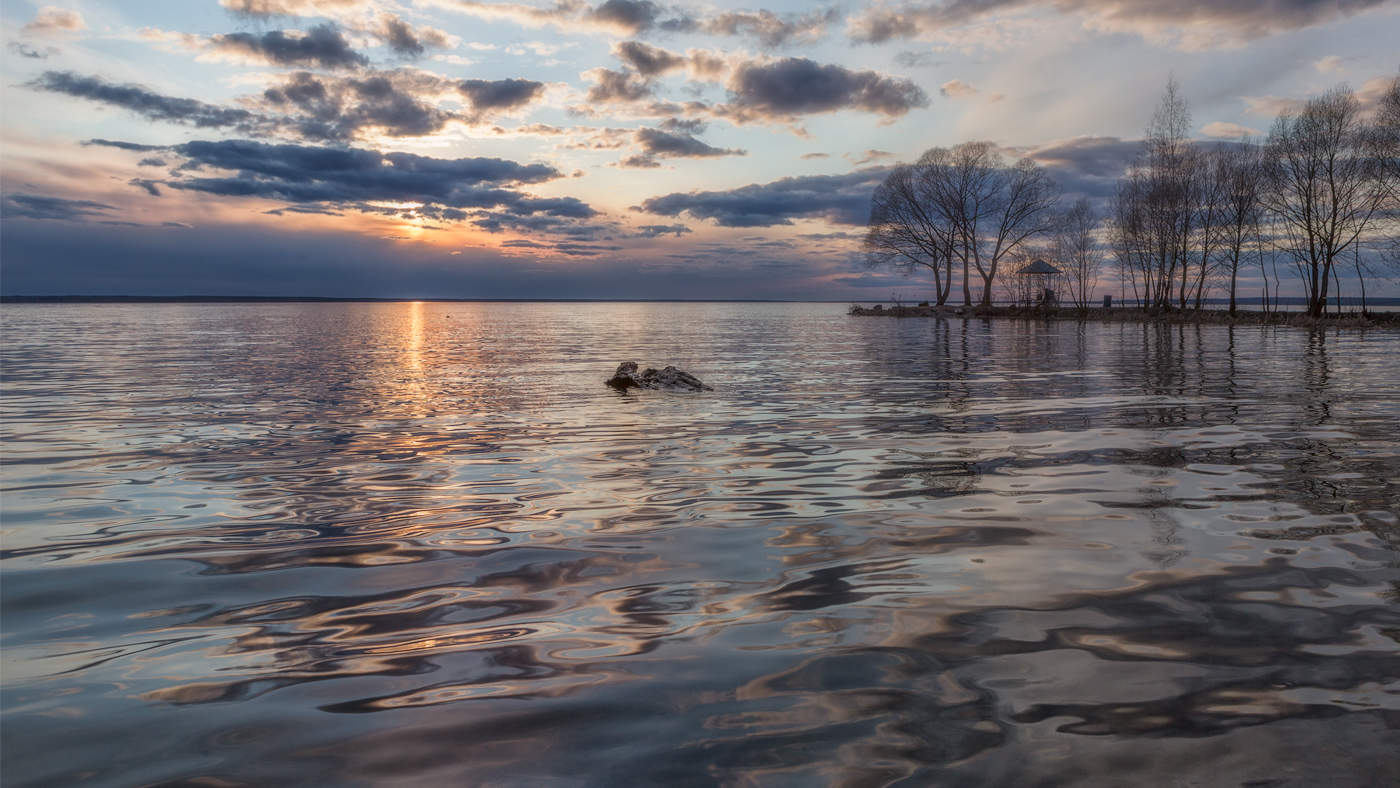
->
[
  {"left": 935, "top": 141, "right": 1002, "bottom": 306},
  {"left": 1054, "top": 198, "right": 1103, "bottom": 308},
  {"left": 1375, "top": 73, "right": 1400, "bottom": 203},
  {"left": 1111, "top": 77, "right": 1199, "bottom": 310},
  {"left": 1261, "top": 85, "right": 1385, "bottom": 317},
  {"left": 1149, "top": 77, "right": 1198, "bottom": 310},
  {"left": 974, "top": 157, "right": 1060, "bottom": 306},
  {"left": 1372, "top": 73, "right": 1400, "bottom": 269},
  {"left": 1188, "top": 145, "right": 1229, "bottom": 308},
  {"left": 866, "top": 142, "right": 1059, "bottom": 308},
  {"left": 1212, "top": 140, "right": 1264, "bottom": 313},
  {"left": 927, "top": 142, "right": 1059, "bottom": 307},
  {"left": 865, "top": 155, "right": 956, "bottom": 304}
]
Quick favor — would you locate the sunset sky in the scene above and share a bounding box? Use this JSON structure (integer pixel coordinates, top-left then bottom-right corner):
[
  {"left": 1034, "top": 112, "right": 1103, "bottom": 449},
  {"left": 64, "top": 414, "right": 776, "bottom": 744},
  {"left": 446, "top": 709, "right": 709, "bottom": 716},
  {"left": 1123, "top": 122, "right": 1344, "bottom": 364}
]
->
[{"left": 2, "top": 0, "right": 1397, "bottom": 299}]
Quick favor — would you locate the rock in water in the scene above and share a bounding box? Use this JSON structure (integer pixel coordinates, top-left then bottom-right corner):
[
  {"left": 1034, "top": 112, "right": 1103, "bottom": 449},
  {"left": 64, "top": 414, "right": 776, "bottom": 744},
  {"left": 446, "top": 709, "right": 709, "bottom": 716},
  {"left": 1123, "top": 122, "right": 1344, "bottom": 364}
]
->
[{"left": 605, "top": 361, "right": 712, "bottom": 392}]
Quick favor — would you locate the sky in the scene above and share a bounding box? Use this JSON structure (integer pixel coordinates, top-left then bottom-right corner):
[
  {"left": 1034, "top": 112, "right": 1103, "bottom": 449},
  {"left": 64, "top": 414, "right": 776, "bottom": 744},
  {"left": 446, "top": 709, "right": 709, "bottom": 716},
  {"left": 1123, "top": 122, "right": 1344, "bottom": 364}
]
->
[{"left": 1, "top": 0, "right": 1397, "bottom": 300}]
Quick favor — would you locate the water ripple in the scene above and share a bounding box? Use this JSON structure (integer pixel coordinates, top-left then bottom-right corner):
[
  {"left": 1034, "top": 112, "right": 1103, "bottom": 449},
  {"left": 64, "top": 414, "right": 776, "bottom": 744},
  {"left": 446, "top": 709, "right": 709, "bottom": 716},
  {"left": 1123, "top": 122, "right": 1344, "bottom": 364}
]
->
[{"left": 3, "top": 303, "right": 1398, "bottom": 787}]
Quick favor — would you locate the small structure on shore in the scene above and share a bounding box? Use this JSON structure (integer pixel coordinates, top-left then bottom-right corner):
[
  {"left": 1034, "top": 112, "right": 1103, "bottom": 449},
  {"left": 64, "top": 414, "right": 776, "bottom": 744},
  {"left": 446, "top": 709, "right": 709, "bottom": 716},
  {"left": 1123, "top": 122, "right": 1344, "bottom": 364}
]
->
[
  {"left": 1016, "top": 259, "right": 1063, "bottom": 307},
  {"left": 605, "top": 361, "right": 712, "bottom": 392}
]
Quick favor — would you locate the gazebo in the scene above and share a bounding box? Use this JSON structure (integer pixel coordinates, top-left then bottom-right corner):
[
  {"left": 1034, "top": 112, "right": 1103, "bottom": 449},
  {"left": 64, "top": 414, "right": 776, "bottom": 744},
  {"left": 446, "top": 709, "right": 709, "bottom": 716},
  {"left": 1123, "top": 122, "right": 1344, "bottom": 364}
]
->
[{"left": 1017, "top": 259, "right": 1063, "bottom": 306}]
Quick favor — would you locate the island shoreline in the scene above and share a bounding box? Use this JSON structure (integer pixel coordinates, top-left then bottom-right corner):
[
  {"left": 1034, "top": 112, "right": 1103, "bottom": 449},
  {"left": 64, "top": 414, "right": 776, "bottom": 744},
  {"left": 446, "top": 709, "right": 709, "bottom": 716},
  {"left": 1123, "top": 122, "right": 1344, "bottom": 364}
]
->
[{"left": 848, "top": 304, "right": 1400, "bottom": 329}]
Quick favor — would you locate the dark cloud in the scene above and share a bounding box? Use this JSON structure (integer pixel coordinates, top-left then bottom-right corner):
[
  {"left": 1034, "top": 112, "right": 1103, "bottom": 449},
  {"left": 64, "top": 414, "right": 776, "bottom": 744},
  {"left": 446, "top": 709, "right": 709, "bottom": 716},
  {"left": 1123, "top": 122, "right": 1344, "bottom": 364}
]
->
[
  {"left": 701, "top": 8, "right": 838, "bottom": 47},
  {"left": 83, "top": 138, "right": 167, "bottom": 152},
  {"left": 209, "top": 24, "right": 367, "bottom": 69},
  {"left": 458, "top": 78, "right": 546, "bottom": 111},
  {"left": 658, "top": 116, "right": 706, "bottom": 134},
  {"left": 2, "top": 193, "right": 115, "bottom": 221},
  {"left": 849, "top": 0, "right": 1392, "bottom": 46},
  {"left": 551, "top": 241, "right": 624, "bottom": 256},
  {"left": 587, "top": 0, "right": 667, "bottom": 33},
  {"left": 470, "top": 210, "right": 607, "bottom": 236},
  {"left": 1025, "top": 136, "right": 1140, "bottom": 201},
  {"left": 378, "top": 15, "right": 424, "bottom": 55},
  {"left": 30, "top": 71, "right": 261, "bottom": 130},
  {"left": 261, "top": 70, "right": 454, "bottom": 140},
  {"left": 634, "top": 223, "right": 691, "bottom": 237},
  {"left": 153, "top": 139, "right": 594, "bottom": 224},
  {"left": 8, "top": 41, "right": 51, "bottom": 59},
  {"left": 614, "top": 41, "right": 684, "bottom": 76},
  {"left": 372, "top": 14, "right": 452, "bottom": 56},
  {"left": 139, "top": 157, "right": 168, "bottom": 167},
  {"left": 129, "top": 179, "right": 162, "bottom": 196},
  {"left": 265, "top": 204, "right": 345, "bottom": 216},
  {"left": 584, "top": 68, "right": 654, "bottom": 103},
  {"left": 721, "top": 58, "right": 928, "bottom": 121},
  {"left": 634, "top": 127, "right": 744, "bottom": 159},
  {"left": 639, "top": 168, "right": 889, "bottom": 227}
]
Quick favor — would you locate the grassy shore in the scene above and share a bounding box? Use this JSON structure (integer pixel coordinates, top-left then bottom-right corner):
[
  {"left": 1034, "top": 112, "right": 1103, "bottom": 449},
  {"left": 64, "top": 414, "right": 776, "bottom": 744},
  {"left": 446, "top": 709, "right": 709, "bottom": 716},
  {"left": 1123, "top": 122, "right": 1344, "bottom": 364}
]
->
[{"left": 849, "top": 303, "right": 1400, "bottom": 329}]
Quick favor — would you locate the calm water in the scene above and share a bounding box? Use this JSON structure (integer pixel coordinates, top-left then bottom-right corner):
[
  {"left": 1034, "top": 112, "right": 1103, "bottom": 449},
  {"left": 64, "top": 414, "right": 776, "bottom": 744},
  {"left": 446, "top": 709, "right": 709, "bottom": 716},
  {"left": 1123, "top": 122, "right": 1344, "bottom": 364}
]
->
[{"left": 2, "top": 302, "right": 1398, "bottom": 787}]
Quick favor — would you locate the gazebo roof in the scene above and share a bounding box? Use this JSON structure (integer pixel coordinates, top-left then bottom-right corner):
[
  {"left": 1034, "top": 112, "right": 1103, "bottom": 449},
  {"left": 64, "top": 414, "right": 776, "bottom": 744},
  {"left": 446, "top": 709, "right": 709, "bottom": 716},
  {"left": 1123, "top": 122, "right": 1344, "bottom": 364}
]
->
[{"left": 1019, "top": 259, "right": 1062, "bottom": 275}]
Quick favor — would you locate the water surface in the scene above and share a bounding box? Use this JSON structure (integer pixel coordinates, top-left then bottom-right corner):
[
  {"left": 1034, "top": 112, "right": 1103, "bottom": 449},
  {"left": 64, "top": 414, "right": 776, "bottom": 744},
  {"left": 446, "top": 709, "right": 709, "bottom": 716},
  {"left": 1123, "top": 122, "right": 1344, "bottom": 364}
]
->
[{"left": 3, "top": 302, "right": 1398, "bottom": 786}]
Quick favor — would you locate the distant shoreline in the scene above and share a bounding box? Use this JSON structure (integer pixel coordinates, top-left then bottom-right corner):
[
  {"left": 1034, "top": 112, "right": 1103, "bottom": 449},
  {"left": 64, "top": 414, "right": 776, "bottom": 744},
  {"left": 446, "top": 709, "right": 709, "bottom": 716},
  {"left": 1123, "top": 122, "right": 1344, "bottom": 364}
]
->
[{"left": 849, "top": 304, "right": 1400, "bottom": 328}]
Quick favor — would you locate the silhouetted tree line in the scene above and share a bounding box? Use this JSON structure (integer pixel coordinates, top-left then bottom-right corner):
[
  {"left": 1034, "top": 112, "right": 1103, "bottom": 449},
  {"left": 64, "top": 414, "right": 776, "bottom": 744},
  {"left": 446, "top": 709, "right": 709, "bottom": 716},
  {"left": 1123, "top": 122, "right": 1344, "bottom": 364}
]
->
[{"left": 867, "top": 72, "right": 1400, "bottom": 318}]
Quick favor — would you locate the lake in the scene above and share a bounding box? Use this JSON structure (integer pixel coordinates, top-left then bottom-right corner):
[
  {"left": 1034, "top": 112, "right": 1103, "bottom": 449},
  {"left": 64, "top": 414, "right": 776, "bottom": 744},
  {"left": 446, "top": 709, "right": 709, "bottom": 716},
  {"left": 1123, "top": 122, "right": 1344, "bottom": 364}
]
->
[{"left": 2, "top": 302, "right": 1398, "bottom": 786}]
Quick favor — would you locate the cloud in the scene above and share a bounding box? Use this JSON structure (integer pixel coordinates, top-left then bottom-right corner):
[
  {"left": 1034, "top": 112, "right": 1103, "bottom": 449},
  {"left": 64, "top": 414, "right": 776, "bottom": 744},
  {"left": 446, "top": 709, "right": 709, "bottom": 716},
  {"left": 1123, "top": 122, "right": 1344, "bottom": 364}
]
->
[
  {"left": 848, "top": 149, "right": 894, "bottom": 165},
  {"left": 718, "top": 58, "right": 928, "bottom": 122},
  {"left": 939, "top": 79, "right": 977, "bottom": 99},
  {"left": 638, "top": 168, "right": 889, "bottom": 227},
  {"left": 8, "top": 42, "right": 54, "bottom": 58},
  {"left": 700, "top": 8, "right": 838, "bottom": 47},
  {"left": 434, "top": 0, "right": 693, "bottom": 35},
  {"left": 634, "top": 223, "right": 690, "bottom": 237},
  {"left": 219, "top": 0, "right": 370, "bottom": 17},
  {"left": 1200, "top": 120, "right": 1260, "bottom": 139},
  {"left": 83, "top": 138, "right": 168, "bottom": 152},
  {"left": 430, "top": 0, "right": 588, "bottom": 29},
  {"left": 128, "top": 139, "right": 597, "bottom": 229},
  {"left": 208, "top": 24, "right": 367, "bottom": 68},
  {"left": 260, "top": 70, "right": 457, "bottom": 140},
  {"left": 458, "top": 78, "right": 546, "bottom": 111},
  {"left": 436, "top": 1, "right": 834, "bottom": 45},
  {"left": 3, "top": 193, "right": 114, "bottom": 221},
  {"left": 588, "top": 0, "right": 667, "bottom": 34},
  {"left": 23, "top": 6, "right": 85, "bottom": 34},
  {"left": 583, "top": 67, "right": 655, "bottom": 102},
  {"left": 1022, "top": 135, "right": 1140, "bottom": 201},
  {"left": 1314, "top": 54, "right": 1345, "bottom": 74},
  {"left": 1242, "top": 94, "right": 1303, "bottom": 117},
  {"left": 29, "top": 71, "right": 263, "bottom": 130},
  {"left": 370, "top": 14, "right": 456, "bottom": 56},
  {"left": 801, "top": 152, "right": 831, "bottom": 159},
  {"left": 613, "top": 40, "right": 684, "bottom": 76},
  {"left": 848, "top": 0, "right": 1393, "bottom": 50},
  {"left": 621, "top": 126, "right": 746, "bottom": 166}
]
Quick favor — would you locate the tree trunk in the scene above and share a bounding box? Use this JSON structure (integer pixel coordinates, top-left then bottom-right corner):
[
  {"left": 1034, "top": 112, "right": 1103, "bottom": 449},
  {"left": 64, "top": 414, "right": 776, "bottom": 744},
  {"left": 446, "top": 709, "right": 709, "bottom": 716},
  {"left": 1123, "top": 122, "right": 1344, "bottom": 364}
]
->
[
  {"left": 1228, "top": 256, "right": 1238, "bottom": 315},
  {"left": 962, "top": 244, "right": 971, "bottom": 306}
]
